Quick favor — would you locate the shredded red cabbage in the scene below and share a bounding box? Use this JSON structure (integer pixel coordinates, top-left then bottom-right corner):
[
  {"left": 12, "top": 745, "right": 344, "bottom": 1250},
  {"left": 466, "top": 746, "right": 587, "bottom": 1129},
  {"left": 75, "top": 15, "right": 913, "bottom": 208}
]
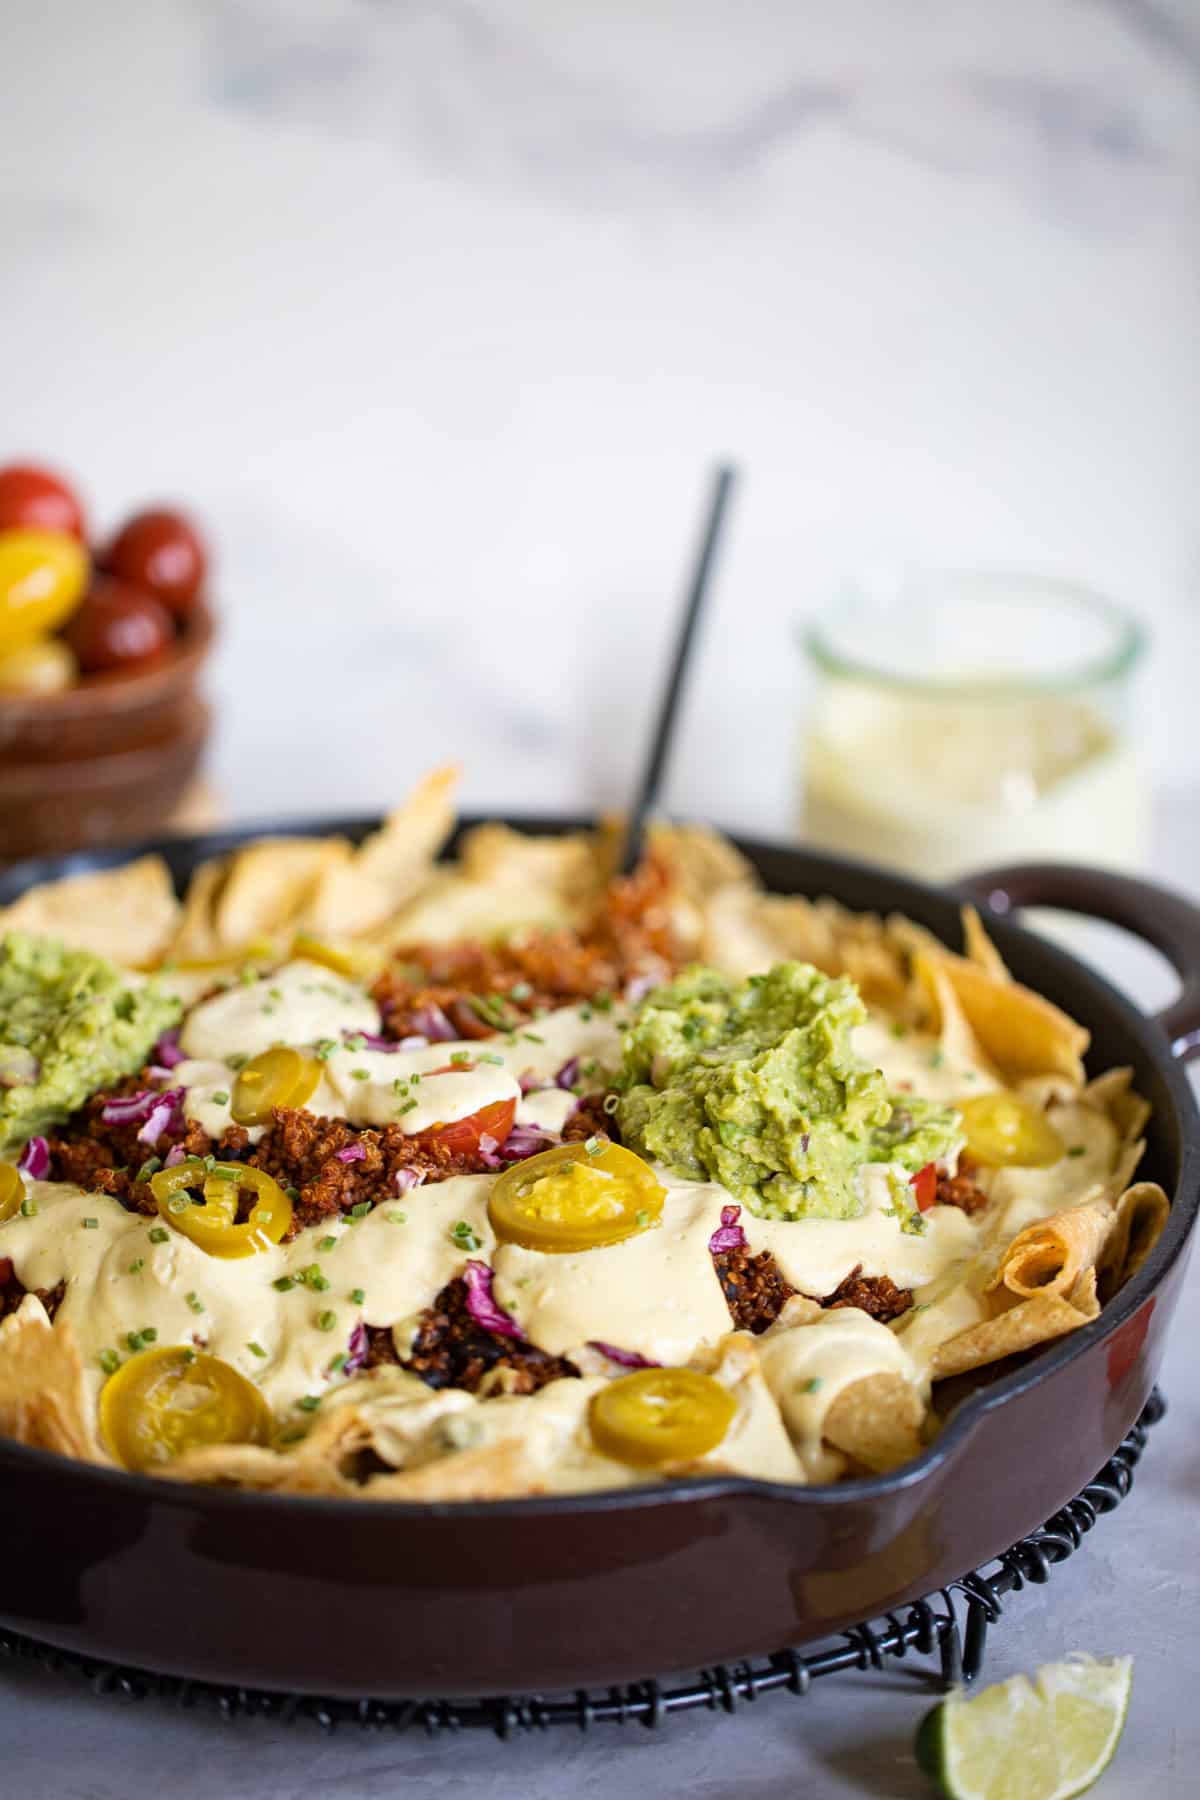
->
[
  {"left": 394, "top": 1167, "right": 424, "bottom": 1193},
  {"left": 497, "top": 1124, "right": 556, "bottom": 1163},
  {"left": 137, "top": 1089, "right": 185, "bottom": 1148},
  {"left": 555, "top": 1056, "right": 581, "bottom": 1091},
  {"left": 343, "top": 1321, "right": 369, "bottom": 1375},
  {"left": 624, "top": 973, "right": 657, "bottom": 1005},
  {"left": 409, "top": 1003, "right": 456, "bottom": 1043},
  {"left": 163, "top": 1144, "right": 188, "bottom": 1168},
  {"left": 708, "top": 1204, "right": 747, "bottom": 1254},
  {"left": 152, "top": 1029, "right": 185, "bottom": 1070},
  {"left": 517, "top": 1069, "right": 540, "bottom": 1096},
  {"left": 343, "top": 1030, "right": 402, "bottom": 1054},
  {"left": 334, "top": 1142, "right": 367, "bottom": 1164},
  {"left": 476, "top": 1132, "right": 505, "bottom": 1171},
  {"left": 17, "top": 1136, "right": 49, "bottom": 1180},
  {"left": 462, "top": 1260, "right": 523, "bottom": 1339},
  {"left": 100, "top": 1089, "right": 160, "bottom": 1126},
  {"left": 587, "top": 1341, "right": 658, "bottom": 1369}
]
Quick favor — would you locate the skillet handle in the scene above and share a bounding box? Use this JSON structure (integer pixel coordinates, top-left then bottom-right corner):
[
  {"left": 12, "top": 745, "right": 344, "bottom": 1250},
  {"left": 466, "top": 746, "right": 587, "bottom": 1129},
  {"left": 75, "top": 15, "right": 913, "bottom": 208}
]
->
[{"left": 955, "top": 862, "right": 1200, "bottom": 1064}]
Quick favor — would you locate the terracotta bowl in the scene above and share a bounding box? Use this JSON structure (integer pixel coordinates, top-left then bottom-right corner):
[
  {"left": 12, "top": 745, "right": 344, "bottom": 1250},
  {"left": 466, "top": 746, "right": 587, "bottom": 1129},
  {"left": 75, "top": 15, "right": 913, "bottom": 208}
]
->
[
  {"left": 0, "top": 696, "right": 210, "bottom": 862},
  {"left": 0, "top": 598, "right": 215, "bottom": 765}
]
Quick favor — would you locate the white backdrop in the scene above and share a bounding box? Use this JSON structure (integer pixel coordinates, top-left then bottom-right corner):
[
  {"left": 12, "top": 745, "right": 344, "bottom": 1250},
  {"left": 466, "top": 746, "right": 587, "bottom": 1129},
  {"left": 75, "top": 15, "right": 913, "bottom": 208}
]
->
[{"left": 3, "top": 0, "right": 1197, "bottom": 836}]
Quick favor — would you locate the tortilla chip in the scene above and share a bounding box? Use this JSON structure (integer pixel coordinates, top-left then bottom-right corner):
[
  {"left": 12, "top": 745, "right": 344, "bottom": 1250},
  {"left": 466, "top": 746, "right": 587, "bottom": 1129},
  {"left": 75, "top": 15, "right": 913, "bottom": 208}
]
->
[
  {"left": 823, "top": 1371, "right": 925, "bottom": 1474},
  {"left": 1083, "top": 1067, "right": 1151, "bottom": 1146},
  {"left": 915, "top": 945, "right": 1089, "bottom": 1084},
  {"left": 987, "top": 1200, "right": 1114, "bottom": 1304},
  {"left": 961, "top": 905, "right": 1009, "bottom": 979},
  {"left": 303, "top": 765, "right": 461, "bottom": 938},
  {"left": 1098, "top": 1181, "right": 1170, "bottom": 1298},
  {"left": 166, "top": 856, "right": 230, "bottom": 963},
  {"left": 214, "top": 838, "right": 351, "bottom": 949},
  {"left": 0, "top": 856, "right": 180, "bottom": 968},
  {"left": 930, "top": 1267, "right": 1100, "bottom": 1380},
  {"left": 166, "top": 1402, "right": 373, "bottom": 1494},
  {"left": 914, "top": 953, "right": 1001, "bottom": 1082},
  {"left": 0, "top": 1300, "right": 106, "bottom": 1462},
  {"left": 364, "top": 1435, "right": 540, "bottom": 1501}
]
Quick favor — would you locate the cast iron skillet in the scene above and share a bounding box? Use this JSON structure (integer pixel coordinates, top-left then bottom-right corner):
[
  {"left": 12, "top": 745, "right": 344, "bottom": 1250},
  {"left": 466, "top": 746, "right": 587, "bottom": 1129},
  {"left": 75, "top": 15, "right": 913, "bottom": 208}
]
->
[{"left": 0, "top": 818, "right": 1197, "bottom": 1699}]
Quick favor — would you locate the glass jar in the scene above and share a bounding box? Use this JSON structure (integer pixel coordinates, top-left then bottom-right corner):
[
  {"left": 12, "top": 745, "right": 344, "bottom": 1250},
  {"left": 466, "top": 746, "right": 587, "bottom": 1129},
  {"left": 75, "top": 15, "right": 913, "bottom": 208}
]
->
[{"left": 800, "top": 568, "right": 1147, "bottom": 882}]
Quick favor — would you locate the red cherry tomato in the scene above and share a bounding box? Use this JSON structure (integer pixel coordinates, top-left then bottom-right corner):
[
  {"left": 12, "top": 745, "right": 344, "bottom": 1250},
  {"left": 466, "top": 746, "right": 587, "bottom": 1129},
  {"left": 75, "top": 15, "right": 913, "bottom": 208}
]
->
[
  {"left": 102, "top": 508, "right": 207, "bottom": 616},
  {"left": 0, "top": 464, "right": 85, "bottom": 538},
  {"left": 63, "top": 576, "right": 175, "bottom": 674},
  {"left": 415, "top": 1097, "right": 516, "bottom": 1158},
  {"left": 910, "top": 1162, "right": 938, "bottom": 1212}
]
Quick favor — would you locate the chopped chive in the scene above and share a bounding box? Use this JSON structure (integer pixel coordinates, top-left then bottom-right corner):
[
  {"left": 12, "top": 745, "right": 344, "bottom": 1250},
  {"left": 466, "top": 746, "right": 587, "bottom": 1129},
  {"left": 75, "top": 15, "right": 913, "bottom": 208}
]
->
[
  {"left": 890, "top": 1020, "right": 909, "bottom": 1039},
  {"left": 167, "top": 1195, "right": 190, "bottom": 1215},
  {"left": 211, "top": 1090, "right": 230, "bottom": 1105},
  {"left": 345, "top": 1033, "right": 367, "bottom": 1053},
  {"left": 396, "top": 1098, "right": 417, "bottom": 1116},
  {"left": 328, "top": 1352, "right": 348, "bottom": 1374},
  {"left": 316, "top": 1310, "right": 337, "bottom": 1332},
  {"left": 149, "top": 1226, "right": 169, "bottom": 1244},
  {"left": 98, "top": 1349, "right": 121, "bottom": 1375},
  {"left": 349, "top": 1201, "right": 371, "bottom": 1219},
  {"left": 592, "top": 992, "right": 613, "bottom": 1012},
  {"left": 186, "top": 1291, "right": 205, "bottom": 1314},
  {"left": 509, "top": 981, "right": 533, "bottom": 1002},
  {"left": 388, "top": 1210, "right": 407, "bottom": 1224},
  {"left": 522, "top": 1032, "right": 545, "bottom": 1045},
  {"left": 313, "top": 1038, "right": 338, "bottom": 1061},
  {"left": 351, "top": 1068, "right": 370, "bottom": 1082},
  {"left": 393, "top": 1077, "right": 408, "bottom": 1097},
  {"left": 584, "top": 1135, "right": 603, "bottom": 1155},
  {"left": 450, "top": 1050, "right": 472, "bottom": 1066},
  {"left": 20, "top": 1196, "right": 37, "bottom": 1217},
  {"left": 136, "top": 1156, "right": 163, "bottom": 1182},
  {"left": 479, "top": 1052, "right": 504, "bottom": 1066},
  {"left": 128, "top": 1258, "right": 145, "bottom": 1274},
  {"left": 297, "top": 1395, "right": 322, "bottom": 1413},
  {"left": 803, "top": 1377, "right": 823, "bottom": 1393},
  {"left": 310, "top": 1274, "right": 331, "bottom": 1292},
  {"left": 450, "top": 1220, "right": 482, "bottom": 1250},
  {"left": 350, "top": 1287, "right": 365, "bottom": 1305},
  {"left": 82, "top": 1217, "right": 99, "bottom": 1229},
  {"left": 247, "top": 1341, "right": 268, "bottom": 1358},
  {"left": 603, "top": 1094, "right": 620, "bottom": 1115},
  {"left": 126, "top": 1330, "right": 144, "bottom": 1352},
  {"left": 181, "top": 1347, "right": 196, "bottom": 1364},
  {"left": 274, "top": 1273, "right": 297, "bottom": 1292},
  {"left": 929, "top": 1048, "right": 945, "bottom": 1069},
  {"left": 140, "top": 1326, "right": 158, "bottom": 1344},
  {"left": 1067, "top": 1145, "right": 1086, "bottom": 1158},
  {"left": 285, "top": 1185, "right": 300, "bottom": 1202},
  {"left": 226, "top": 1052, "right": 248, "bottom": 1071},
  {"left": 635, "top": 1209, "right": 649, "bottom": 1227},
  {"left": 318, "top": 1235, "right": 338, "bottom": 1252},
  {"left": 579, "top": 1006, "right": 592, "bottom": 1022}
]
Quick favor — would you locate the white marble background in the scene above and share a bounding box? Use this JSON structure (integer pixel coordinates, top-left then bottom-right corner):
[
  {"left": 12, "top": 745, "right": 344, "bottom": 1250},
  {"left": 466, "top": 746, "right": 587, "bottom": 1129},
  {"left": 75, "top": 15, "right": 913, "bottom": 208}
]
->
[{"left": 2, "top": 0, "right": 1198, "bottom": 838}]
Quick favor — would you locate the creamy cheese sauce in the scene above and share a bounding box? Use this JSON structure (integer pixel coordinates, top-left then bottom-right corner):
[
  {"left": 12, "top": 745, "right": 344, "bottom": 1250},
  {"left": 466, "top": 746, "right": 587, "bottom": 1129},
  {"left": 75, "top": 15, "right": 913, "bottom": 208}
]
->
[
  {"left": 854, "top": 1014, "right": 995, "bottom": 1104},
  {"left": 759, "top": 1308, "right": 925, "bottom": 1475}
]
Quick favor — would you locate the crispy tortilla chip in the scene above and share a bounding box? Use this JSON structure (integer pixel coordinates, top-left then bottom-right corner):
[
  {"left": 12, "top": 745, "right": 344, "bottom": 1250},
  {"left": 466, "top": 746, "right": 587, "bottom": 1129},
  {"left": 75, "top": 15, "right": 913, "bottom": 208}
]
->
[
  {"left": 1083, "top": 1067, "right": 1151, "bottom": 1145},
  {"left": 166, "top": 1402, "right": 373, "bottom": 1494},
  {"left": 930, "top": 1267, "right": 1100, "bottom": 1380},
  {"left": 987, "top": 1200, "right": 1114, "bottom": 1304},
  {"left": 0, "top": 856, "right": 179, "bottom": 968},
  {"left": 364, "top": 1436, "right": 540, "bottom": 1501},
  {"left": 915, "top": 944, "right": 1089, "bottom": 1084},
  {"left": 214, "top": 837, "right": 352, "bottom": 949},
  {"left": 914, "top": 953, "right": 1001, "bottom": 1082},
  {"left": 961, "top": 905, "right": 1009, "bottom": 979},
  {"left": 303, "top": 765, "right": 460, "bottom": 938},
  {"left": 1099, "top": 1181, "right": 1170, "bottom": 1298},
  {"left": 823, "top": 1371, "right": 925, "bottom": 1474},
  {"left": 166, "top": 856, "right": 230, "bottom": 963},
  {"left": 0, "top": 1300, "right": 106, "bottom": 1462}
]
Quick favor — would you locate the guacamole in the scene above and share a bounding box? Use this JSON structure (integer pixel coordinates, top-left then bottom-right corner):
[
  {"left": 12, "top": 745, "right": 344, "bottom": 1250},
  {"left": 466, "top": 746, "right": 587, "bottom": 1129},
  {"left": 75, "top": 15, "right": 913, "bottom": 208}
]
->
[
  {"left": 614, "top": 962, "right": 959, "bottom": 1221},
  {"left": 0, "top": 933, "right": 181, "bottom": 1156}
]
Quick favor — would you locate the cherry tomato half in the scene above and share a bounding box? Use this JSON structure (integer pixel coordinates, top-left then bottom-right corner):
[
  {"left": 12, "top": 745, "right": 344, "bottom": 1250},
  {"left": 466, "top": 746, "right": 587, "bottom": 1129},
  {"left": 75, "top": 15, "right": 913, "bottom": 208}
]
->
[
  {"left": 957, "top": 1093, "right": 1065, "bottom": 1169},
  {"left": 910, "top": 1162, "right": 938, "bottom": 1212},
  {"left": 0, "top": 530, "right": 89, "bottom": 652},
  {"left": 231, "top": 1047, "right": 322, "bottom": 1126},
  {"left": 0, "top": 464, "right": 85, "bottom": 539},
  {"left": 415, "top": 1096, "right": 516, "bottom": 1157},
  {"left": 102, "top": 507, "right": 207, "bottom": 616},
  {"left": 488, "top": 1139, "right": 665, "bottom": 1253},
  {"left": 63, "top": 575, "right": 175, "bottom": 674},
  {"left": 589, "top": 1367, "right": 736, "bottom": 1467},
  {"left": 0, "top": 1161, "right": 24, "bottom": 1223},
  {"left": 150, "top": 1158, "right": 293, "bottom": 1258},
  {"left": 99, "top": 1345, "right": 271, "bottom": 1471}
]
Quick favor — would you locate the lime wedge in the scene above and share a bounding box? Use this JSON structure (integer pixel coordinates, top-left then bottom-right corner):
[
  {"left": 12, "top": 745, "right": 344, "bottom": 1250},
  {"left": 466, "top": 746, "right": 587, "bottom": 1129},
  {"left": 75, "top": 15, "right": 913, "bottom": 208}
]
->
[{"left": 915, "top": 1655, "right": 1132, "bottom": 1800}]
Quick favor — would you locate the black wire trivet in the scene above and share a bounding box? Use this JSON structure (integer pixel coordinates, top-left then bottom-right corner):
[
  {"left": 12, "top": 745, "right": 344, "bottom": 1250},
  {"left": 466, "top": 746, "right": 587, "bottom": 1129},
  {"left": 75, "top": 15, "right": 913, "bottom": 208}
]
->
[{"left": 0, "top": 1390, "right": 1163, "bottom": 1738}]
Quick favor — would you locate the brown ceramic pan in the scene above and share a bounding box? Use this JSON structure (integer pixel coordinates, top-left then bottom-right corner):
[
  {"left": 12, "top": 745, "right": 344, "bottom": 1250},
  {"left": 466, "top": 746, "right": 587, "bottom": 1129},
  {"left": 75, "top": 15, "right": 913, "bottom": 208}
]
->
[{"left": 0, "top": 818, "right": 1196, "bottom": 1698}]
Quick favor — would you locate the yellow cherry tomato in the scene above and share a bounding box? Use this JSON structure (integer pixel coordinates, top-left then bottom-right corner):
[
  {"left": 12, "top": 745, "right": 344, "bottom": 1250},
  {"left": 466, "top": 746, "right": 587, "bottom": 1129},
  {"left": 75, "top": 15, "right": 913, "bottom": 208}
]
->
[
  {"left": 150, "top": 1158, "right": 293, "bottom": 1258},
  {"left": 0, "top": 637, "right": 77, "bottom": 694},
  {"left": 99, "top": 1345, "right": 271, "bottom": 1471},
  {"left": 0, "top": 530, "right": 89, "bottom": 651},
  {"left": 231, "top": 1046, "right": 322, "bottom": 1126},
  {"left": 957, "top": 1092, "right": 1065, "bottom": 1168},
  {"left": 488, "top": 1139, "right": 665, "bottom": 1254},
  {"left": 0, "top": 1161, "right": 24, "bottom": 1223},
  {"left": 589, "top": 1367, "right": 737, "bottom": 1467}
]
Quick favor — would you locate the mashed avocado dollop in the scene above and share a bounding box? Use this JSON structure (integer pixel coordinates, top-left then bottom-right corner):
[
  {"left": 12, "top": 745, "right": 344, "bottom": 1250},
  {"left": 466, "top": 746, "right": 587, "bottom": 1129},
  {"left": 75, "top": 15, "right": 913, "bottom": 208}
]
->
[
  {"left": 0, "top": 933, "right": 181, "bottom": 1156},
  {"left": 614, "top": 962, "right": 959, "bottom": 1221}
]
